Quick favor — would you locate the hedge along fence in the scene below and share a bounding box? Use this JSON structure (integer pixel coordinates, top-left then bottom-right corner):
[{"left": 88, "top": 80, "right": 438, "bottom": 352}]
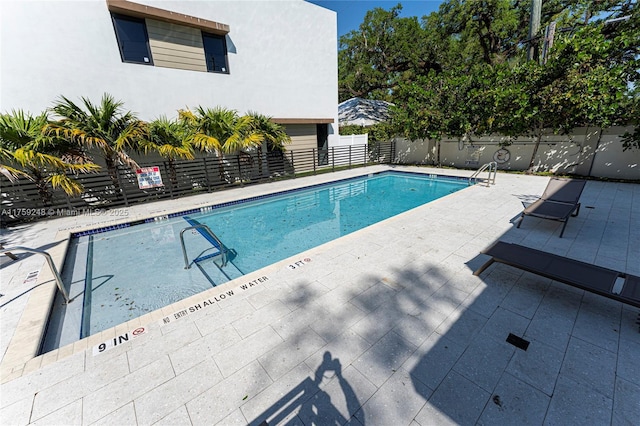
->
[
  {"left": 393, "top": 126, "right": 639, "bottom": 180},
  {"left": 1, "top": 143, "right": 393, "bottom": 226}
]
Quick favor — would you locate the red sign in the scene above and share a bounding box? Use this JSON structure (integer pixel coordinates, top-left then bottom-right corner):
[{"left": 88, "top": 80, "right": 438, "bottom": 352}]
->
[{"left": 136, "top": 166, "right": 163, "bottom": 189}]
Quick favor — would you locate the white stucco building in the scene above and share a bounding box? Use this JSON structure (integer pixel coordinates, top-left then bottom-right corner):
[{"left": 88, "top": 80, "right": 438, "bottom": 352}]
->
[{"left": 0, "top": 0, "right": 339, "bottom": 150}]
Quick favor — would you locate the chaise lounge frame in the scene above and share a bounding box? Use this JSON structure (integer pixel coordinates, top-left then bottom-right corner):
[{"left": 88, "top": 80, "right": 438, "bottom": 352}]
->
[
  {"left": 517, "top": 178, "right": 587, "bottom": 238},
  {"left": 474, "top": 241, "right": 640, "bottom": 309}
]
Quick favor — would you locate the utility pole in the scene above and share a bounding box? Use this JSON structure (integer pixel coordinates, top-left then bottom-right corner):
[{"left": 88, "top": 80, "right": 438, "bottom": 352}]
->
[{"left": 528, "top": 0, "right": 542, "bottom": 61}]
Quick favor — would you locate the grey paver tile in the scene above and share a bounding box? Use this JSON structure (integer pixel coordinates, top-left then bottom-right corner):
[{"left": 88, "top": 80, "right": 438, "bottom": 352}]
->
[
  {"left": 352, "top": 331, "right": 417, "bottom": 387},
  {"left": 296, "top": 365, "right": 376, "bottom": 426},
  {"left": 572, "top": 305, "right": 621, "bottom": 353},
  {"left": 31, "top": 353, "right": 130, "bottom": 421},
  {"left": 461, "top": 283, "right": 506, "bottom": 318},
  {"left": 134, "top": 357, "right": 223, "bottom": 425},
  {"left": 501, "top": 273, "right": 549, "bottom": 319},
  {"left": 169, "top": 323, "right": 241, "bottom": 375},
  {"left": 90, "top": 402, "right": 136, "bottom": 426},
  {"left": 152, "top": 405, "right": 192, "bottom": 426},
  {"left": 560, "top": 337, "right": 616, "bottom": 398},
  {"left": 186, "top": 361, "right": 272, "bottom": 426},
  {"left": 415, "top": 370, "right": 490, "bottom": 426},
  {"left": 435, "top": 307, "right": 489, "bottom": 346},
  {"left": 478, "top": 373, "right": 550, "bottom": 426},
  {"left": 82, "top": 356, "right": 175, "bottom": 425},
  {"left": 480, "top": 306, "right": 530, "bottom": 341},
  {"left": 453, "top": 335, "right": 515, "bottom": 393},
  {"left": 350, "top": 281, "right": 398, "bottom": 313},
  {"left": 270, "top": 304, "right": 325, "bottom": 341},
  {"left": 304, "top": 329, "right": 372, "bottom": 374},
  {"left": 217, "top": 408, "right": 250, "bottom": 425},
  {"left": 354, "top": 368, "right": 430, "bottom": 426},
  {"left": 544, "top": 375, "right": 613, "bottom": 425},
  {"left": 232, "top": 300, "right": 292, "bottom": 338},
  {"left": 0, "top": 396, "right": 32, "bottom": 426},
  {"left": 127, "top": 322, "right": 202, "bottom": 372},
  {"left": 213, "top": 326, "right": 283, "bottom": 378},
  {"left": 617, "top": 338, "right": 640, "bottom": 387},
  {"left": 391, "top": 311, "right": 438, "bottom": 348},
  {"left": 308, "top": 302, "right": 367, "bottom": 342},
  {"left": 348, "top": 301, "right": 403, "bottom": 344},
  {"left": 241, "top": 362, "right": 315, "bottom": 425},
  {"left": 30, "top": 399, "right": 82, "bottom": 426},
  {"left": 245, "top": 281, "right": 291, "bottom": 310},
  {"left": 580, "top": 291, "right": 624, "bottom": 317},
  {"left": 194, "top": 299, "right": 255, "bottom": 336},
  {"left": 258, "top": 327, "right": 326, "bottom": 380},
  {"left": 612, "top": 377, "right": 640, "bottom": 426},
  {"left": 505, "top": 338, "right": 564, "bottom": 396},
  {"left": 0, "top": 351, "right": 85, "bottom": 409},
  {"left": 404, "top": 332, "right": 466, "bottom": 390}
]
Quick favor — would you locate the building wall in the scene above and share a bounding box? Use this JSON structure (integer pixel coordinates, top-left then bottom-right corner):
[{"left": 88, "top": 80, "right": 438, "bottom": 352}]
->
[
  {"left": 284, "top": 124, "right": 317, "bottom": 151},
  {"left": 0, "top": 0, "right": 339, "bottom": 145}
]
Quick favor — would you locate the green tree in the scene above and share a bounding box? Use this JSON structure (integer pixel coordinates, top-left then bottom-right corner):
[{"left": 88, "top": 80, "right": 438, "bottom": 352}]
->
[
  {"left": 0, "top": 110, "right": 99, "bottom": 204},
  {"left": 142, "top": 117, "right": 195, "bottom": 186},
  {"left": 338, "top": 4, "right": 436, "bottom": 101},
  {"left": 46, "top": 94, "right": 146, "bottom": 188}
]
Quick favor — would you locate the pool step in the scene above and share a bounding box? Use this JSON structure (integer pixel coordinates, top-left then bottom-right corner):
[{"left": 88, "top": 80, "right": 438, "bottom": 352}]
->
[{"left": 195, "top": 256, "right": 244, "bottom": 286}]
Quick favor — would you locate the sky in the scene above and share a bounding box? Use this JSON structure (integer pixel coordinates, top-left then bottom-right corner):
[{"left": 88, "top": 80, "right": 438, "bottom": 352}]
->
[{"left": 307, "top": 1, "right": 445, "bottom": 39}]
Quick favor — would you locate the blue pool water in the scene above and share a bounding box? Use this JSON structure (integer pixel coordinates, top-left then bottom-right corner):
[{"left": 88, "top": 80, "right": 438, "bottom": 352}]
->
[{"left": 44, "top": 172, "right": 468, "bottom": 349}]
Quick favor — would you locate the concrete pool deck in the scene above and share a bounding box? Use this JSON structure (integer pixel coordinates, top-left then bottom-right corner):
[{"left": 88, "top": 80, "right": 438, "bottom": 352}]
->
[{"left": 0, "top": 165, "right": 638, "bottom": 425}]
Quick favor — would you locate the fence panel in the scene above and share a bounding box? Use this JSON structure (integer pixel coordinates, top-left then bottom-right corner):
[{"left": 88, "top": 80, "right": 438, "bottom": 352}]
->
[{"left": 1, "top": 143, "right": 395, "bottom": 226}]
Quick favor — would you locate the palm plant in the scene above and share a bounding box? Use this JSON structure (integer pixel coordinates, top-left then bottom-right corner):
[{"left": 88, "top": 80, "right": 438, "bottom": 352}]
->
[
  {"left": 246, "top": 112, "right": 291, "bottom": 176},
  {"left": 46, "top": 94, "right": 146, "bottom": 189},
  {"left": 246, "top": 112, "right": 291, "bottom": 151},
  {"left": 179, "top": 106, "right": 263, "bottom": 182},
  {"left": 142, "top": 116, "right": 195, "bottom": 186},
  {"left": 0, "top": 110, "right": 99, "bottom": 204}
]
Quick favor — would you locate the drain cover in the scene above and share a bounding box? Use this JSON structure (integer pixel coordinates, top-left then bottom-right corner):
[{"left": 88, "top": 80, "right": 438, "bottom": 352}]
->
[{"left": 506, "top": 333, "right": 530, "bottom": 351}]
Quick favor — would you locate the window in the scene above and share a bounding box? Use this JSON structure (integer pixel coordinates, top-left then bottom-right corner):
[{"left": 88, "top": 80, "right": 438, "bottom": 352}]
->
[
  {"left": 202, "top": 32, "right": 229, "bottom": 73},
  {"left": 111, "top": 13, "right": 153, "bottom": 65}
]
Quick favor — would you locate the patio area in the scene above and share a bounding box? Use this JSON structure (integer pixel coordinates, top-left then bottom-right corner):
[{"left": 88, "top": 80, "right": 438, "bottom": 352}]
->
[{"left": 1, "top": 165, "right": 638, "bottom": 425}]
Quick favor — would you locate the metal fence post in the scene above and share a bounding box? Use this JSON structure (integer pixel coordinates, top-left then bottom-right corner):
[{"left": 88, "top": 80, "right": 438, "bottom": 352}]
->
[
  {"left": 202, "top": 157, "right": 212, "bottom": 191},
  {"left": 331, "top": 147, "right": 335, "bottom": 172},
  {"left": 313, "top": 148, "right": 317, "bottom": 174},
  {"left": 116, "top": 167, "right": 129, "bottom": 206},
  {"left": 290, "top": 151, "right": 295, "bottom": 177},
  {"left": 348, "top": 145, "right": 352, "bottom": 169},
  {"left": 236, "top": 155, "right": 243, "bottom": 186}
]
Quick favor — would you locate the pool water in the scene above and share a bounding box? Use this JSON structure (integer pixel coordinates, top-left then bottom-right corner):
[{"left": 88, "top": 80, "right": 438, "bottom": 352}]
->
[{"left": 43, "top": 172, "right": 468, "bottom": 350}]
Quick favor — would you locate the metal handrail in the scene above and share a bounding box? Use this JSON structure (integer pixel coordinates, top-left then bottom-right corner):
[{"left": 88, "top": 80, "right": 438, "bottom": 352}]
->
[
  {"left": 469, "top": 161, "right": 497, "bottom": 186},
  {"left": 1, "top": 246, "right": 71, "bottom": 304},
  {"left": 180, "top": 225, "right": 227, "bottom": 269}
]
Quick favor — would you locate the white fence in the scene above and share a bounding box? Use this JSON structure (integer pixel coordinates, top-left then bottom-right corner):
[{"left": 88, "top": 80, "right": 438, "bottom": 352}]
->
[
  {"left": 336, "top": 133, "right": 369, "bottom": 146},
  {"left": 393, "top": 126, "right": 639, "bottom": 180}
]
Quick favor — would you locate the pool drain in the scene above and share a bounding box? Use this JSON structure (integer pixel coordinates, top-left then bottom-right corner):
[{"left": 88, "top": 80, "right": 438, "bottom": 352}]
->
[{"left": 506, "top": 333, "right": 530, "bottom": 351}]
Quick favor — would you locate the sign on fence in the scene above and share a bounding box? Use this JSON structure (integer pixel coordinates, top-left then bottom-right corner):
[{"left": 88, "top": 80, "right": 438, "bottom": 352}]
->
[{"left": 136, "top": 166, "right": 163, "bottom": 189}]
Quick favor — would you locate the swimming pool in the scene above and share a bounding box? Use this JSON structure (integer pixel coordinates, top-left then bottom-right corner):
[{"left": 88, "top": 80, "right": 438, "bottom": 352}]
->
[{"left": 42, "top": 171, "right": 469, "bottom": 351}]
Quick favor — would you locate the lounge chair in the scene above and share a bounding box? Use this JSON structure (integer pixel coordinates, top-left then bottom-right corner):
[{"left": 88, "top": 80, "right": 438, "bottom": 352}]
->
[
  {"left": 474, "top": 241, "right": 640, "bottom": 309},
  {"left": 517, "top": 178, "right": 587, "bottom": 237}
]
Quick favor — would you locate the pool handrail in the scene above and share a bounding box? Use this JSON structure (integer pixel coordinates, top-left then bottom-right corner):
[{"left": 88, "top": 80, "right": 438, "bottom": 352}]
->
[
  {"left": 1, "top": 246, "right": 71, "bottom": 304},
  {"left": 180, "top": 224, "right": 227, "bottom": 269},
  {"left": 469, "top": 162, "right": 497, "bottom": 186}
]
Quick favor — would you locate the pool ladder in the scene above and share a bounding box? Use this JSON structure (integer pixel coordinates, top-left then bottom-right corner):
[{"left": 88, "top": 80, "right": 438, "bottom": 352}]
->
[
  {"left": 179, "top": 224, "right": 227, "bottom": 269},
  {"left": 1, "top": 246, "right": 71, "bottom": 303},
  {"left": 469, "top": 162, "right": 497, "bottom": 186}
]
